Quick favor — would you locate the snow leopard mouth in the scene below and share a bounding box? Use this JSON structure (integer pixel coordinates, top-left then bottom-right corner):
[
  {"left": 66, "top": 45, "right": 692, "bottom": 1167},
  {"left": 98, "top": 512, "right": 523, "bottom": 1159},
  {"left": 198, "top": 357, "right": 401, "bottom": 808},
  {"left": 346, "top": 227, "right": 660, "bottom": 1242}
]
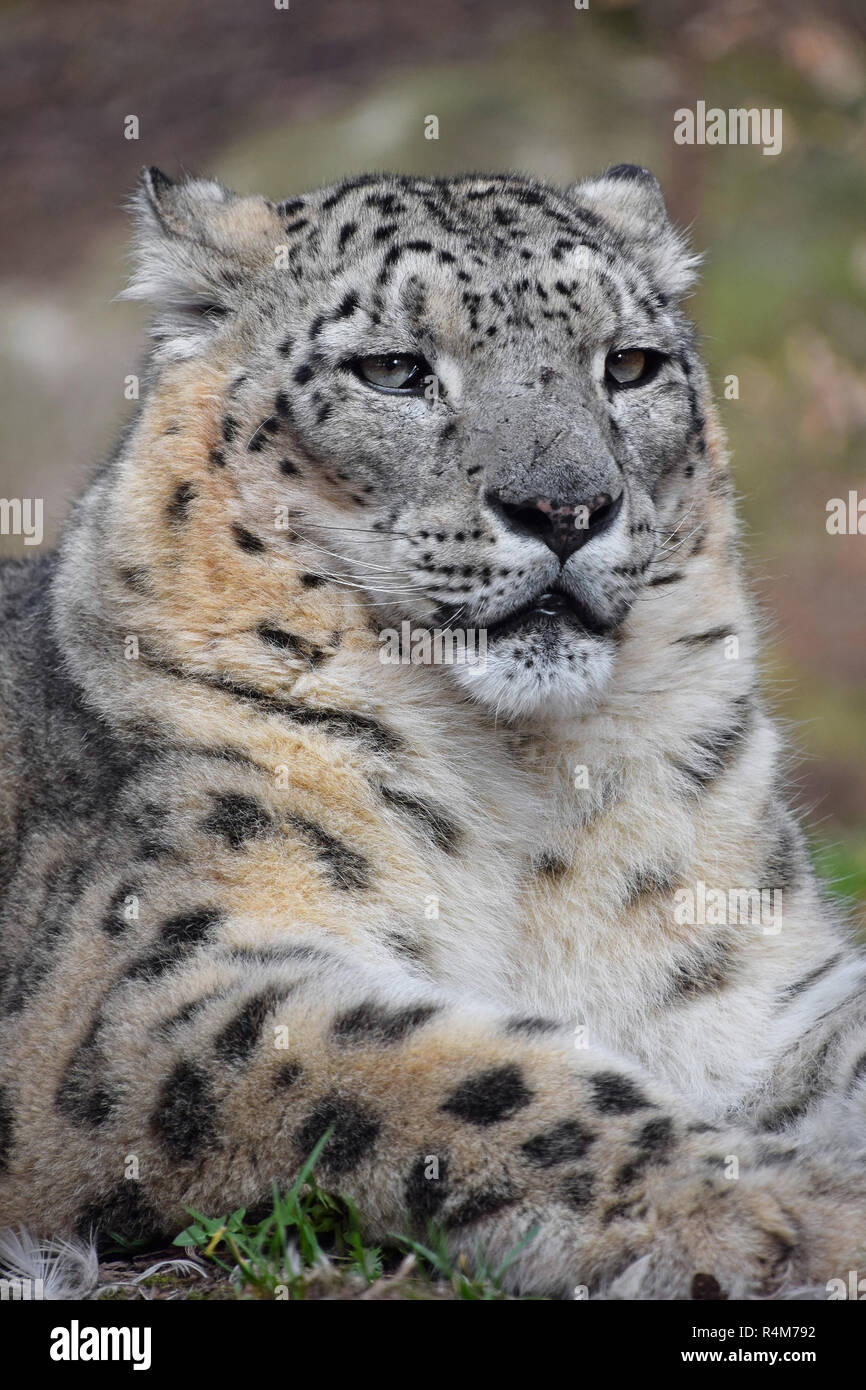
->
[{"left": 484, "top": 586, "right": 613, "bottom": 641}]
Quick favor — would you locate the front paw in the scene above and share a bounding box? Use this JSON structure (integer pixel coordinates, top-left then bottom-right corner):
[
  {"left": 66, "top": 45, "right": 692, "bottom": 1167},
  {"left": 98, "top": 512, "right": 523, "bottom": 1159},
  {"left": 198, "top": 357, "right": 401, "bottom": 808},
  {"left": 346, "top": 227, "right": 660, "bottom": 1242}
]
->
[{"left": 609, "top": 1174, "right": 803, "bottom": 1300}]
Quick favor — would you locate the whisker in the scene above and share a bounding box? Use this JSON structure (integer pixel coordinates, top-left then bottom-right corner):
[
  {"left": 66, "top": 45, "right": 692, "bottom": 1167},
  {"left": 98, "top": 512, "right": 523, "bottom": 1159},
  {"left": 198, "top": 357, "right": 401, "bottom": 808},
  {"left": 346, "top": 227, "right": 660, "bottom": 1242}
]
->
[
  {"left": 306, "top": 523, "right": 413, "bottom": 540},
  {"left": 295, "top": 564, "right": 428, "bottom": 597},
  {"left": 654, "top": 500, "right": 697, "bottom": 552},
  {"left": 285, "top": 526, "right": 415, "bottom": 576},
  {"left": 658, "top": 520, "right": 705, "bottom": 560},
  {"left": 438, "top": 603, "right": 469, "bottom": 634}
]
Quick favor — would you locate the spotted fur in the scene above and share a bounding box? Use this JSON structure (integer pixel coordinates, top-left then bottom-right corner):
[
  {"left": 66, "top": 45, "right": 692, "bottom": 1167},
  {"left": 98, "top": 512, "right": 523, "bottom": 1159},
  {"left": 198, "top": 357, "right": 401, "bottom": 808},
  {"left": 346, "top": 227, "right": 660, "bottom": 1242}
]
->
[{"left": 0, "top": 166, "right": 864, "bottom": 1299}]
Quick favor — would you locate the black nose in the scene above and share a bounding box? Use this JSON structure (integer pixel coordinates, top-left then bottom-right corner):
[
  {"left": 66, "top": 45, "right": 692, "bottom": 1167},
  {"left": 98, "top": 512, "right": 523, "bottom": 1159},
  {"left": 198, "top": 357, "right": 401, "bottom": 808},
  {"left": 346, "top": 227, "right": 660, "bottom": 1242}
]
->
[{"left": 488, "top": 490, "right": 623, "bottom": 562}]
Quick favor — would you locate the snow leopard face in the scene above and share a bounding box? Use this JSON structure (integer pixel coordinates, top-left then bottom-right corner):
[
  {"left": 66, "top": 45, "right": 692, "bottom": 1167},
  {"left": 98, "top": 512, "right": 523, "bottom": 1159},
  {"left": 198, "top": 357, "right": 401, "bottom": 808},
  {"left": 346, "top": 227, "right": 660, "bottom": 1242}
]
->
[{"left": 132, "top": 166, "right": 705, "bottom": 719}]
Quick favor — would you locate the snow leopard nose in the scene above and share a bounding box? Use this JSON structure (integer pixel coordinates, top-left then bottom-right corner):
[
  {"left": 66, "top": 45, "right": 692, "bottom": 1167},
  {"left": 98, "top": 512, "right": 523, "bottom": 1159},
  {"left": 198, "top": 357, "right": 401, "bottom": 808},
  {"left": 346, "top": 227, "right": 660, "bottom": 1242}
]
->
[{"left": 489, "top": 490, "right": 623, "bottom": 562}]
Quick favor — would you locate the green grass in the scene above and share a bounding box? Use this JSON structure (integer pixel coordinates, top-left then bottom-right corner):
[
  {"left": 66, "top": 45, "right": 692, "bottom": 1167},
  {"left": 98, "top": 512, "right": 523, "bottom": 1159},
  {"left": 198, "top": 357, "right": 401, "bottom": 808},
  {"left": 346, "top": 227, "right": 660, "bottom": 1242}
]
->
[
  {"left": 171, "top": 1131, "right": 537, "bottom": 1300},
  {"left": 392, "top": 1226, "right": 541, "bottom": 1300}
]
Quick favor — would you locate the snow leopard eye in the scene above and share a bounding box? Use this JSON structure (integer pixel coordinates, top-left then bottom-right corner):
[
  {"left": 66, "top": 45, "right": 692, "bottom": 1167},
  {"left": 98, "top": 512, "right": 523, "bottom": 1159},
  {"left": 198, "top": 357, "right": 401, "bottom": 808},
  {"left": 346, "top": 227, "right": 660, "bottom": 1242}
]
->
[
  {"left": 605, "top": 348, "right": 664, "bottom": 387},
  {"left": 351, "top": 353, "right": 430, "bottom": 394}
]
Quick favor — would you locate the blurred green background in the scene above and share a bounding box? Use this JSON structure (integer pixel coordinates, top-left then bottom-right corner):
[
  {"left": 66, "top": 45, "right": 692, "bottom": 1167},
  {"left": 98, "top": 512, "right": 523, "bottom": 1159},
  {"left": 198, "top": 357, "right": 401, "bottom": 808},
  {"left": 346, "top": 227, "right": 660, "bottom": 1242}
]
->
[{"left": 1, "top": 0, "right": 864, "bottom": 920}]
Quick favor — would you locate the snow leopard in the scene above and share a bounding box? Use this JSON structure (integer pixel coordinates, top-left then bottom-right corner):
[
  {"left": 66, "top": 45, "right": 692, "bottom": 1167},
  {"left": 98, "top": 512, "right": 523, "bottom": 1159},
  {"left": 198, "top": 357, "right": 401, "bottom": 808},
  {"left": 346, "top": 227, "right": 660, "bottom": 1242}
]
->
[{"left": 0, "top": 164, "right": 864, "bottom": 1300}]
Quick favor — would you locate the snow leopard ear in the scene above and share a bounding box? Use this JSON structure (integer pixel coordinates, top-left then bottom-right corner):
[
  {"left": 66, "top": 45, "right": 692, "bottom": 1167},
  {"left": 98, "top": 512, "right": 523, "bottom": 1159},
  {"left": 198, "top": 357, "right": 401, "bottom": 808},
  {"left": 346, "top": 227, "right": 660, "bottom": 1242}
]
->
[
  {"left": 567, "top": 165, "right": 700, "bottom": 300},
  {"left": 122, "top": 167, "right": 282, "bottom": 359}
]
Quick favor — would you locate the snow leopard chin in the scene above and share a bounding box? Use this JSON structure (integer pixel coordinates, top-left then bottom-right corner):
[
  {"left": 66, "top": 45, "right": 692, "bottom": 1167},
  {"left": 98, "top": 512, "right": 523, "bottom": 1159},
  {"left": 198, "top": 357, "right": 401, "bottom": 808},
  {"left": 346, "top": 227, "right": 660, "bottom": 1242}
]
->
[{"left": 451, "top": 628, "right": 617, "bottom": 721}]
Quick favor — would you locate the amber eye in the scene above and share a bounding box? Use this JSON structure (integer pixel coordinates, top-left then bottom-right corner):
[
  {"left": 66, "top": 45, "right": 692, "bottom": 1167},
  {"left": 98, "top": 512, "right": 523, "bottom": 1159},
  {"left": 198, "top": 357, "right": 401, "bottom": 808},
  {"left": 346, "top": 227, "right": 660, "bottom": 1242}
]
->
[
  {"left": 352, "top": 353, "right": 430, "bottom": 393},
  {"left": 606, "top": 348, "right": 646, "bottom": 384},
  {"left": 605, "top": 348, "right": 663, "bottom": 387}
]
